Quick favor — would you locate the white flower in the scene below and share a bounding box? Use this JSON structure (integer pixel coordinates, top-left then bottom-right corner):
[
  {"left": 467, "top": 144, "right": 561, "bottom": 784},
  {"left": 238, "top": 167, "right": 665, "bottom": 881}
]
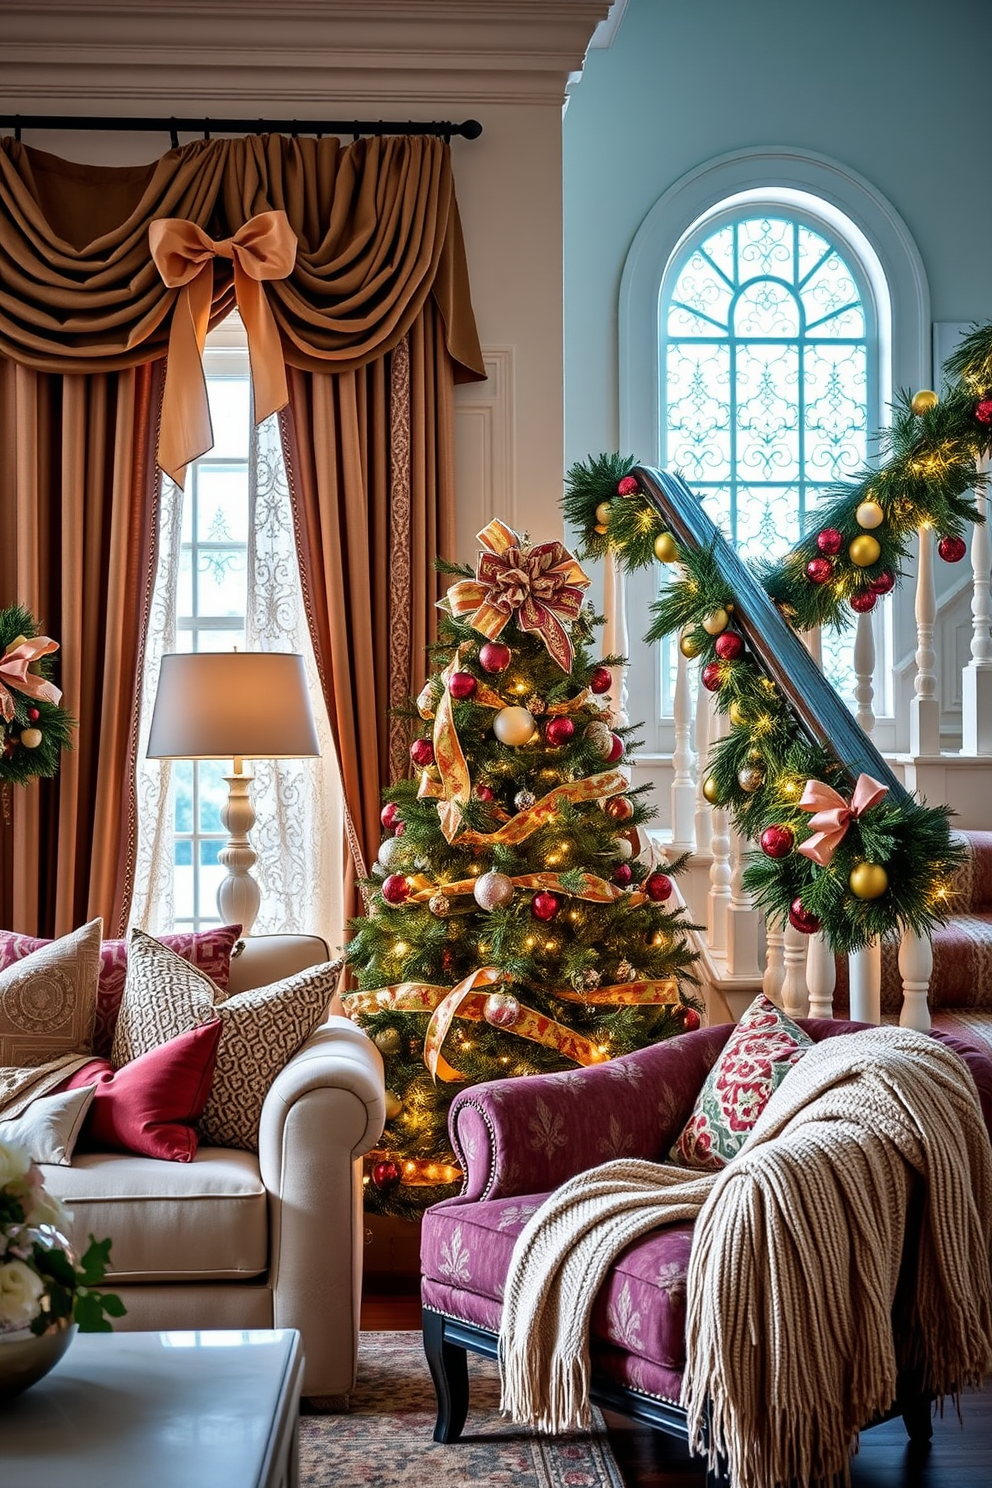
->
[
  {"left": 0, "top": 1259, "right": 46, "bottom": 1331},
  {"left": 0, "top": 1138, "right": 32, "bottom": 1188},
  {"left": 23, "top": 1188, "right": 70, "bottom": 1232}
]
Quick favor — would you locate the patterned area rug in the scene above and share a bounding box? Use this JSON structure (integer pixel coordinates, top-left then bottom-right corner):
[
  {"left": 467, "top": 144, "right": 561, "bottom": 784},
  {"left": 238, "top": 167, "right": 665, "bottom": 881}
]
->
[{"left": 298, "top": 1330, "right": 625, "bottom": 1488}]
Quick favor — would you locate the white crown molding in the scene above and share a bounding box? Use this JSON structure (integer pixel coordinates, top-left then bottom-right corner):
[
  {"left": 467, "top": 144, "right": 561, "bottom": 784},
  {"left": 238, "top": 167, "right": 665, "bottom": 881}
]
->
[{"left": 0, "top": 1, "right": 613, "bottom": 111}]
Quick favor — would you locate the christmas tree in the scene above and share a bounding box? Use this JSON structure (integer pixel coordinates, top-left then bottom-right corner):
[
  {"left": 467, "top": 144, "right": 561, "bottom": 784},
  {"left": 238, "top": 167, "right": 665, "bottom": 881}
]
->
[{"left": 344, "top": 520, "right": 700, "bottom": 1218}]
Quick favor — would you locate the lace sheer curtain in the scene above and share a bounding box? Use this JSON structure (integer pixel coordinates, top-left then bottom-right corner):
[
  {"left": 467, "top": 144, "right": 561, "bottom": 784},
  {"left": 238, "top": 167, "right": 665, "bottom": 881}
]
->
[{"left": 129, "top": 416, "right": 343, "bottom": 948}]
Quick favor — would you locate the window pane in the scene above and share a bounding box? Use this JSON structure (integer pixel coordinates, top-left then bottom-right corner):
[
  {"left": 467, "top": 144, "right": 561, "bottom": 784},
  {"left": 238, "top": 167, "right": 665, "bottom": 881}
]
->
[
  {"left": 803, "top": 345, "right": 868, "bottom": 482},
  {"left": 197, "top": 761, "right": 228, "bottom": 832},
  {"left": 736, "top": 345, "right": 800, "bottom": 482},
  {"left": 207, "top": 378, "right": 251, "bottom": 459},
  {"left": 195, "top": 467, "right": 250, "bottom": 544},
  {"left": 195, "top": 548, "right": 247, "bottom": 618},
  {"left": 665, "top": 343, "right": 731, "bottom": 482},
  {"left": 173, "top": 761, "right": 194, "bottom": 833}
]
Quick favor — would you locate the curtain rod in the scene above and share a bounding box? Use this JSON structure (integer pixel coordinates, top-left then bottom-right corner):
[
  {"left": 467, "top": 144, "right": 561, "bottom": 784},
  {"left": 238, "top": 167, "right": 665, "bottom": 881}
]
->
[{"left": 0, "top": 115, "right": 484, "bottom": 148}]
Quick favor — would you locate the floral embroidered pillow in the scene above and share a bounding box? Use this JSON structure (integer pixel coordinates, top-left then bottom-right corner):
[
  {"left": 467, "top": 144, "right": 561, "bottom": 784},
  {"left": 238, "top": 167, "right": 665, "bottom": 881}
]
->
[{"left": 668, "top": 995, "right": 812, "bottom": 1171}]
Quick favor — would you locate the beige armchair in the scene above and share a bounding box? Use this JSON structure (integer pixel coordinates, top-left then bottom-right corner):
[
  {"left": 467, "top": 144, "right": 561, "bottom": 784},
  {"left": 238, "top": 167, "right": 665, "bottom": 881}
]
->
[{"left": 43, "top": 934, "right": 385, "bottom": 1404}]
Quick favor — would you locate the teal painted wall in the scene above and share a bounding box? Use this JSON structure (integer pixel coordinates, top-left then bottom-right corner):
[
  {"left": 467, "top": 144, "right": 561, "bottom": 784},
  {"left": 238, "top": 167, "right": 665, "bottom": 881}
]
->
[{"left": 563, "top": 0, "right": 992, "bottom": 462}]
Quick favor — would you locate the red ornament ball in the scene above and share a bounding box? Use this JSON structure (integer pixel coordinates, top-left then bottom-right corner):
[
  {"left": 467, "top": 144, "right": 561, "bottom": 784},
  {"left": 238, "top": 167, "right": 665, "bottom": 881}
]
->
[
  {"left": 394, "top": 822, "right": 405, "bottom": 836},
  {"left": 531, "top": 891, "right": 560, "bottom": 921},
  {"left": 759, "top": 825, "right": 794, "bottom": 859},
  {"left": 645, "top": 871, "right": 674, "bottom": 902},
  {"left": 380, "top": 802, "right": 401, "bottom": 832},
  {"left": 449, "top": 671, "right": 478, "bottom": 701},
  {"left": 604, "top": 793, "right": 634, "bottom": 822},
  {"left": 27, "top": 707, "right": 40, "bottom": 722},
  {"left": 850, "top": 590, "right": 877, "bottom": 614},
  {"left": 974, "top": 398, "right": 992, "bottom": 426},
  {"left": 613, "top": 862, "right": 633, "bottom": 887},
  {"left": 410, "top": 737, "right": 434, "bottom": 768},
  {"left": 371, "top": 1160, "right": 403, "bottom": 1192},
  {"left": 381, "top": 874, "right": 410, "bottom": 906},
  {"left": 589, "top": 665, "right": 612, "bottom": 694},
  {"left": 816, "top": 528, "right": 844, "bottom": 557},
  {"left": 479, "top": 641, "right": 512, "bottom": 674},
  {"left": 606, "top": 732, "right": 624, "bottom": 763},
  {"left": 700, "top": 661, "right": 723, "bottom": 693},
  {"left": 544, "top": 715, "right": 576, "bottom": 747},
  {"left": 869, "top": 570, "right": 896, "bottom": 596},
  {"left": 938, "top": 534, "right": 967, "bottom": 563},
  {"left": 617, "top": 475, "right": 639, "bottom": 496},
  {"left": 805, "top": 557, "right": 834, "bottom": 585},
  {"left": 788, "top": 898, "right": 821, "bottom": 935},
  {"left": 475, "top": 784, "right": 495, "bottom": 802},
  {"left": 681, "top": 1007, "right": 701, "bottom": 1032},
  {"left": 714, "top": 631, "right": 744, "bottom": 661}
]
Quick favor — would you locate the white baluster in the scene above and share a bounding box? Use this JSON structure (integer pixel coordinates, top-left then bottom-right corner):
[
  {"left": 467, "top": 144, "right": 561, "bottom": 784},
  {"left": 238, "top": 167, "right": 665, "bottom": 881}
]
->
[
  {"left": 670, "top": 644, "right": 697, "bottom": 852},
  {"left": 848, "top": 940, "right": 882, "bottom": 1024},
  {"left": 961, "top": 462, "right": 992, "bottom": 754},
  {"left": 897, "top": 927, "right": 933, "bottom": 1031},
  {"left": 726, "top": 821, "right": 761, "bottom": 978},
  {"left": 805, "top": 932, "right": 836, "bottom": 1019},
  {"left": 909, "top": 527, "right": 941, "bottom": 756},
  {"left": 762, "top": 926, "right": 786, "bottom": 1009},
  {"left": 603, "top": 549, "right": 630, "bottom": 728},
  {"left": 805, "top": 625, "right": 823, "bottom": 668},
  {"left": 853, "top": 610, "right": 876, "bottom": 739},
  {"left": 694, "top": 672, "right": 713, "bottom": 861},
  {"left": 707, "top": 708, "right": 732, "bottom": 955},
  {"left": 780, "top": 921, "right": 809, "bottom": 1019}
]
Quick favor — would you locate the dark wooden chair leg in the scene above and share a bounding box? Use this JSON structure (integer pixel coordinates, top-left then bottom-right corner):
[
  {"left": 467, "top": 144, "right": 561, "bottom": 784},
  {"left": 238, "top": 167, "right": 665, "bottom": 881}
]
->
[
  {"left": 900, "top": 1389, "right": 934, "bottom": 1446},
  {"left": 422, "top": 1310, "right": 471, "bottom": 1443}
]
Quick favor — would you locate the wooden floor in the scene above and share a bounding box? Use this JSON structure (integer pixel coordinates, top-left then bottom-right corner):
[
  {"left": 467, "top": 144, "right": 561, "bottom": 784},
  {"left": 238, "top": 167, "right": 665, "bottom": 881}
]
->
[{"left": 361, "top": 1288, "right": 992, "bottom": 1487}]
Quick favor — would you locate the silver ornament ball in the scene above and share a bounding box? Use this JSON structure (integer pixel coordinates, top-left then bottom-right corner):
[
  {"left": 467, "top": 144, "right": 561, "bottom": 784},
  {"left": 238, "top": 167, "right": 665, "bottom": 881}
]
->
[
  {"left": 473, "top": 870, "right": 515, "bottom": 911},
  {"left": 514, "top": 789, "right": 536, "bottom": 812}
]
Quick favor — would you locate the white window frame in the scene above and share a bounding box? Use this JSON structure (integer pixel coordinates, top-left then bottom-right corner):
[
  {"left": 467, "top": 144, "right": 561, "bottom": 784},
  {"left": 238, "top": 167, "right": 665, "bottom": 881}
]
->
[{"left": 618, "top": 147, "right": 930, "bottom": 765}]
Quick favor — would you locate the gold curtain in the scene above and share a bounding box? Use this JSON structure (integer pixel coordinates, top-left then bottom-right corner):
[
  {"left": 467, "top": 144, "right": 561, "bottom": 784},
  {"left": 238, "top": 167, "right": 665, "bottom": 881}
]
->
[{"left": 0, "top": 132, "right": 482, "bottom": 935}]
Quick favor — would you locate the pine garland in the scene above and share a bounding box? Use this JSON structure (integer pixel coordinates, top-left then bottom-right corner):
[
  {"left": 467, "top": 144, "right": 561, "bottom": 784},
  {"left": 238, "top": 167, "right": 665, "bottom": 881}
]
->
[{"left": 0, "top": 605, "right": 75, "bottom": 788}]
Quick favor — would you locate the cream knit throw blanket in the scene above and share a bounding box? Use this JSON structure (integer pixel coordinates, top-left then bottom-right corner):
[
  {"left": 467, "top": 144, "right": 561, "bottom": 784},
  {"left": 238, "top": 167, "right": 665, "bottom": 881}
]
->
[{"left": 499, "top": 1027, "right": 992, "bottom": 1488}]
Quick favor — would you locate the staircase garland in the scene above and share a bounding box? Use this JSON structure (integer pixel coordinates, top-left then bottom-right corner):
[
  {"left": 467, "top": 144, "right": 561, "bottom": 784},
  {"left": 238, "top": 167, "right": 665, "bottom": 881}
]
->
[{"left": 561, "top": 324, "right": 992, "bottom": 954}]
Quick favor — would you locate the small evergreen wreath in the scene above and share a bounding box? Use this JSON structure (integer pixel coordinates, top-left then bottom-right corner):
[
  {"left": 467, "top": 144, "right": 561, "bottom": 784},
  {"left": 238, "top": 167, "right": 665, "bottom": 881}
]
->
[{"left": 0, "top": 604, "right": 75, "bottom": 788}]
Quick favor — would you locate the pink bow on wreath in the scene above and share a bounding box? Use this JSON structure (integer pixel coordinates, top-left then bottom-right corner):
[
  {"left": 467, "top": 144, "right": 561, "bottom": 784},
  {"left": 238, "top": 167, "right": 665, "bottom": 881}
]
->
[
  {"left": 796, "top": 773, "right": 888, "bottom": 866},
  {"left": 442, "top": 519, "right": 591, "bottom": 672},
  {"left": 0, "top": 636, "right": 62, "bottom": 723}
]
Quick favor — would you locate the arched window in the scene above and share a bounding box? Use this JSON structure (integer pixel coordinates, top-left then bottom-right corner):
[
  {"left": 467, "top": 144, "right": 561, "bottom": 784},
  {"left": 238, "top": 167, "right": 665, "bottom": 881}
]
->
[{"left": 618, "top": 149, "right": 930, "bottom": 758}]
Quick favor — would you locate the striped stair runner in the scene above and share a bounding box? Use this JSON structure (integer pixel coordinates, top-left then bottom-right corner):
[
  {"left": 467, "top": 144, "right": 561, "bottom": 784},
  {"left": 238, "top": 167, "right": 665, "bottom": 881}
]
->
[{"left": 834, "top": 831, "right": 992, "bottom": 1050}]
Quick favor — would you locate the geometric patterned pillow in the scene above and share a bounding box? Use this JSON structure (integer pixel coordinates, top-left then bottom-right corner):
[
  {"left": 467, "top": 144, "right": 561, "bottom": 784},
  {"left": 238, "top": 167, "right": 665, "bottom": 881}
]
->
[
  {"left": 0, "top": 922, "right": 241, "bottom": 1057},
  {"left": 668, "top": 994, "right": 813, "bottom": 1172},
  {"left": 112, "top": 928, "right": 343, "bottom": 1151},
  {"left": 0, "top": 918, "right": 102, "bottom": 1069}
]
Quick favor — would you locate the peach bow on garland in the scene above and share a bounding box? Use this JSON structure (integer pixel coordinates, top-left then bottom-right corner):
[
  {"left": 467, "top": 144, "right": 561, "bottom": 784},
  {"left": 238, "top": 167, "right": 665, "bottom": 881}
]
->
[
  {"left": 442, "top": 519, "right": 591, "bottom": 671},
  {"left": 796, "top": 773, "right": 889, "bottom": 866},
  {"left": 149, "top": 210, "right": 298, "bottom": 485},
  {"left": 0, "top": 636, "right": 62, "bottom": 723}
]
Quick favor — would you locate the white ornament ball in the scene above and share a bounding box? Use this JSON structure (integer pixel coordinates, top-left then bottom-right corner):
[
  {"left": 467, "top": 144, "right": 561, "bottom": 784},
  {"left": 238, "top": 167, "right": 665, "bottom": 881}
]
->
[
  {"left": 377, "top": 836, "right": 406, "bottom": 871},
  {"left": 473, "top": 871, "right": 515, "bottom": 911},
  {"left": 19, "top": 728, "right": 43, "bottom": 749},
  {"left": 584, "top": 721, "right": 613, "bottom": 757},
  {"left": 494, "top": 706, "right": 537, "bottom": 746},
  {"left": 615, "top": 838, "right": 633, "bottom": 860}
]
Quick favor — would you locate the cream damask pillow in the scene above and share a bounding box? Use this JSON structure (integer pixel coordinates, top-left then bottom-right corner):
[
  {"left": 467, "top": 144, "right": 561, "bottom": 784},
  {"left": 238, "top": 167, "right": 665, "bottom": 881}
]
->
[
  {"left": 0, "top": 918, "right": 102, "bottom": 1067},
  {"left": 113, "top": 929, "right": 342, "bottom": 1151}
]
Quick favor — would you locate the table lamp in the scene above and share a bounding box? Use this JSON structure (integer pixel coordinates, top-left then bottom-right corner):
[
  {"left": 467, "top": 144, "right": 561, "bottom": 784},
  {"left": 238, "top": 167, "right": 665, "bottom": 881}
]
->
[{"left": 147, "top": 651, "right": 320, "bottom": 935}]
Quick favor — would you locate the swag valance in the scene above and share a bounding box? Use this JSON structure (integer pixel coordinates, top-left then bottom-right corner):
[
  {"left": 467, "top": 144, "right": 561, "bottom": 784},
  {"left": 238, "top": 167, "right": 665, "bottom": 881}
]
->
[{"left": 0, "top": 131, "right": 485, "bottom": 421}]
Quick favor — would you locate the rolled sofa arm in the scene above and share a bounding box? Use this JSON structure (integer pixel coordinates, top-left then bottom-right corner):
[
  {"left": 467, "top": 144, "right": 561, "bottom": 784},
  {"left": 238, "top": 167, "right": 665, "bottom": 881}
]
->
[
  {"left": 258, "top": 1016, "right": 384, "bottom": 1397},
  {"left": 449, "top": 1027, "right": 729, "bottom": 1202}
]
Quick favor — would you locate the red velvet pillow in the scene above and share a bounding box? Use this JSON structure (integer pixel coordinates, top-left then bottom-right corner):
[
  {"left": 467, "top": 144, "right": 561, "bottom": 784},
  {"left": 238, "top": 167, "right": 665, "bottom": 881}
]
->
[
  {"left": 59, "top": 1019, "right": 223, "bottom": 1163},
  {"left": 0, "top": 925, "right": 241, "bottom": 1056}
]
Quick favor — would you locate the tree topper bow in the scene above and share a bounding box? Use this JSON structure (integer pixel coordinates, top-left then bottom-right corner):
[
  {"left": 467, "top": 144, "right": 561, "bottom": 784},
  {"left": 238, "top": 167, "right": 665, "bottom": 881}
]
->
[{"left": 441, "top": 519, "right": 591, "bottom": 672}]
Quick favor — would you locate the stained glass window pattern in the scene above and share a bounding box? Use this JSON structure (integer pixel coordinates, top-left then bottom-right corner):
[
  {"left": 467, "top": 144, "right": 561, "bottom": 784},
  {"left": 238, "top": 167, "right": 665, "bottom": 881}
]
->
[{"left": 662, "top": 215, "right": 873, "bottom": 704}]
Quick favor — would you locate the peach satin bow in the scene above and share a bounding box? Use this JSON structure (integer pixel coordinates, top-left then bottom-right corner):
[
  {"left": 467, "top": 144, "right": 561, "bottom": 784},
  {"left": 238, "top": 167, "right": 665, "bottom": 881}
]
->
[
  {"left": 0, "top": 636, "right": 62, "bottom": 723},
  {"left": 796, "top": 773, "right": 888, "bottom": 866},
  {"left": 149, "top": 211, "right": 298, "bottom": 485}
]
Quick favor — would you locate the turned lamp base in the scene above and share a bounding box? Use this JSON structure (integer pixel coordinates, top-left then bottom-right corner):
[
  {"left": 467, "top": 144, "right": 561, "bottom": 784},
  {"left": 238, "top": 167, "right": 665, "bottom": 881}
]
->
[{"left": 217, "top": 760, "right": 261, "bottom": 936}]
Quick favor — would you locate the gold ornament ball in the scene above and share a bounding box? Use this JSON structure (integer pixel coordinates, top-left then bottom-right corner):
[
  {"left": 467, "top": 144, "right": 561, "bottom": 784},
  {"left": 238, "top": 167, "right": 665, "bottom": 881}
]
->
[
  {"left": 19, "top": 728, "right": 43, "bottom": 749},
  {"left": 702, "top": 775, "right": 722, "bottom": 806},
  {"left": 595, "top": 501, "right": 613, "bottom": 526},
  {"left": 855, "top": 499, "right": 885, "bottom": 531},
  {"left": 728, "top": 701, "right": 747, "bottom": 727},
  {"left": 849, "top": 533, "right": 882, "bottom": 568},
  {"left": 702, "top": 606, "right": 730, "bottom": 636},
  {"left": 736, "top": 764, "right": 765, "bottom": 794},
  {"left": 679, "top": 630, "right": 701, "bottom": 659},
  {"left": 849, "top": 862, "right": 889, "bottom": 900},
  {"left": 653, "top": 531, "right": 679, "bottom": 563},
  {"left": 911, "top": 389, "right": 939, "bottom": 416},
  {"left": 594, "top": 523, "right": 609, "bottom": 536},
  {"left": 493, "top": 705, "right": 537, "bottom": 746},
  {"left": 604, "top": 793, "right": 634, "bottom": 822},
  {"left": 384, "top": 1090, "right": 404, "bottom": 1121}
]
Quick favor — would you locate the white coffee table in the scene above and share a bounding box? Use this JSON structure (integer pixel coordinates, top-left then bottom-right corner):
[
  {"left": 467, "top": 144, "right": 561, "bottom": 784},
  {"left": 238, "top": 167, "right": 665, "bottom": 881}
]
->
[{"left": 0, "top": 1328, "right": 303, "bottom": 1488}]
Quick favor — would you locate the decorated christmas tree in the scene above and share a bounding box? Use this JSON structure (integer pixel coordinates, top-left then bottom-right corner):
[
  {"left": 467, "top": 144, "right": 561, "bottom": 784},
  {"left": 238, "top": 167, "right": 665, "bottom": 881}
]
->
[{"left": 345, "top": 521, "right": 700, "bottom": 1218}]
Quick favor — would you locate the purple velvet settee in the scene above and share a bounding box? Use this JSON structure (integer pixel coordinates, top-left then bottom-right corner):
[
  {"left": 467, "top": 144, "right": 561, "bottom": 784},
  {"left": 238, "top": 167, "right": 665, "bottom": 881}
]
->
[{"left": 421, "top": 1020, "right": 992, "bottom": 1482}]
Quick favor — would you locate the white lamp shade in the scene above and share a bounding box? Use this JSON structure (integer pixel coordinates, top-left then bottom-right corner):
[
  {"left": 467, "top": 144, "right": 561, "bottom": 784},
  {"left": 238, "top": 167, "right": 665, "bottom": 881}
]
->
[{"left": 147, "top": 652, "right": 320, "bottom": 761}]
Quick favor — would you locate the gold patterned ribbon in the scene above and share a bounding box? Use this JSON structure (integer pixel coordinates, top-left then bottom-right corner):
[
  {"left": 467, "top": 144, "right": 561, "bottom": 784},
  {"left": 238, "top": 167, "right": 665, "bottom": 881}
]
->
[
  {"left": 441, "top": 520, "right": 591, "bottom": 671},
  {"left": 553, "top": 980, "right": 680, "bottom": 1006},
  {"left": 409, "top": 869, "right": 647, "bottom": 908},
  {"left": 0, "top": 635, "right": 62, "bottom": 723},
  {"left": 450, "top": 770, "right": 628, "bottom": 849}
]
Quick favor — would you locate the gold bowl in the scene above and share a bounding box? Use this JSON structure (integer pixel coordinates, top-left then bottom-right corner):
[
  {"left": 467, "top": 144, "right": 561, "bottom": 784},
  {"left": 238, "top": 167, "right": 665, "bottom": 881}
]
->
[{"left": 0, "top": 1321, "right": 76, "bottom": 1402}]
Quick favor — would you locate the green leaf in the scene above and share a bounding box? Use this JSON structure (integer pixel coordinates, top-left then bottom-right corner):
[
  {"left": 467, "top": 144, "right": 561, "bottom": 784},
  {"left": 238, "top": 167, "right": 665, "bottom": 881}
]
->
[{"left": 77, "top": 1234, "right": 113, "bottom": 1286}]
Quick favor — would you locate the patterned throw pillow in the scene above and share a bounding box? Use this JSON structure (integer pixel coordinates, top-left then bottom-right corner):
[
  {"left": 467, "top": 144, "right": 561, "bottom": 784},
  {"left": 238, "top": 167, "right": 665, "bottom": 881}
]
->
[
  {"left": 0, "top": 919, "right": 102, "bottom": 1068},
  {"left": 112, "top": 929, "right": 342, "bottom": 1151},
  {"left": 0, "top": 923, "right": 241, "bottom": 1057},
  {"left": 668, "top": 994, "right": 813, "bottom": 1171}
]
